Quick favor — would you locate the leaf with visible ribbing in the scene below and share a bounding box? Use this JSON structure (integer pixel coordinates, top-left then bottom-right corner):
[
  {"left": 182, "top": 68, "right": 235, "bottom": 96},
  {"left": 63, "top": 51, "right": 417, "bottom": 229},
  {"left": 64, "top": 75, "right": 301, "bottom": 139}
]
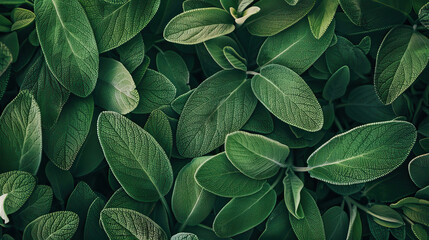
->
[
  {"left": 251, "top": 64, "right": 324, "bottom": 132},
  {"left": 322, "top": 206, "right": 349, "bottom": 240},
  {"left": 34, "top": 0, "right": 99, "bottom": 97},
  {"left": 283, "top": 171, "right": 304, "bottom": 219},
  {"left": 0, "top": 91, "right": 42, "bottom": 175},
  {"left": 0, "top": 171, "right": 36, "bottom": 218},
  {"left": 0, "top": 41, "right": 12, "bottom": 76},
  {"left": 223, "top": 46, "right": 247, "bottom": 71},
  {"left": 97, "top": 111, "right": 173, "bottom": 202},
  {"left": 195, "top": 153, "right": 265, "bottom": 197},
  {"left": 164, "top": 8, "right": 235, "bottom": 45},
  {"left": 117, "top": 34, "right": 145, "bottom": 73},
  {"left": 93, "top": 58, "right": 139, "bottom": 115},
  {"left": 144, "top": 109, "right": 173, "bottom": 157},
  {"left": 213, "top": 183, "right": 277, "bottom": 238},
  {"left": 245, "top": 0, "right": 315, "bottom": 36},
  {"left": 289, "top": 190, "right": 325, "bottom": 240},
  {"left": 420, "top": 3, "right": 429, "bottom": 29},
  {"left": 11, "top": 8, "right": 35, "bottom": 31},
  {"left": 100, "top": 208, "right": 168, "bottom": 240},
  {"left": 133, "top": 69, "right": 176, "bottom": 114},
  {"left": 156, "top": 50, "right": 190, "bottom": 96},
  {"left": 23, "top": 211, "right": 79, "bottom": 240},
  {"left": 177, "top": 70, "right": 257, "bottom": 158},
  {"left": 79, "top": 0, "right": 160, "bottom": 53},
  {"left": 257, "top": 19, "right": 334, "bottom": 74},
  {"left": 43, "top": 96, "right": 94, "bottom": 170},
  {"left": 225, "top": 131, "right": 289, "bottom": 180},
  {"left": 409, "top": 154, "right": 429, "bottom": 188},
  {"left": 307, "top": 121, "right": 416, "bottom": 185},
  {"left": 104, "top": 188, "right": 157, "bottom": 216},
  {"left": 204, "top": 36, "right": 240, "bottom": 70},
  {"left": 171, "top": 233, "right": 199, "bottom": 240},
  {"left": 374, "top": 26, "right": 429, "bottom": 104},
  {"left": 307, "top": 0, "right": 338, "bottom": 39},
  {"left": 172, "top": 157, "right": 216, "bottom": 226}
]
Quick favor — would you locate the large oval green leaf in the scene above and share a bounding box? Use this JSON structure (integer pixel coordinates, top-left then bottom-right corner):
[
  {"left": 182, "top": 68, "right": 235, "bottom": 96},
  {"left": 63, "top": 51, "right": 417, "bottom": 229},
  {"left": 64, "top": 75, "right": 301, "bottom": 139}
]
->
[
  {"left": 225, "top": 131, "right": 289, "bottom": 180},
  {"left": 79, "top": 0, "right": 160, "bottom": 52},
  {"left": 322, "top": 206, "right": 349, "bottom": 240},
  {"left": 307, "top": 120, "right": 417, "bottom": 185},
  {"left": 213, "top": 183, "right": 276, "bottom": 238},
  {"left": 0, "top": 91, "right": 42, "bottom": 175},
  {"left": 23, "top": 211, "right": 79, "bottom": 240},
  {"left": 374, "top": 26, "right": 429, "bottom": 104},
  {"left": 0, "top": 171, "right": 36, "bottom": 219},
  {"left": 43, "top": 96, "right": 94, "bottom": 170},
  {"left": 259, "top": 202, "right": 295, "bottom": 240},
  {"left": 164, "top": 8, "right": 235, "bottom": 45},
  {"left": 100, "top": 208, "right": 167, "bottom": 240},
  {"left": 156, "top": 50, "right": 190, "bottom": 96},
  {"left": 93, "top": 58, "right": 139, "bottom": 114},
  {"left": 289, "top": 189, "right": 325, "bottom": 240},
  {"left": 245, "top": 0, "right": 315, "bottom": 36},
  {"left": 34, "top": 0, "right": 99, "bottom": 97},
  {"left": 172, "top": 157, "right": 216, "bottom": 226},
  {"left": 409, "top": 154, "right": 429, "bottom": 188},
  {"left": 97, "top": 111, "right": 173, "bottom": 202},
  {"left": 257, "top": 19, "right": 334, "bottom": 74},
  {"left": 195, "top": 153, "right": 265, "bottom": 197},
  {"left": 177, "top": 70, "right": 257, "bottom": 158},
  {"left": 251, "top": 64, "right": 323, "bottom": 132}
]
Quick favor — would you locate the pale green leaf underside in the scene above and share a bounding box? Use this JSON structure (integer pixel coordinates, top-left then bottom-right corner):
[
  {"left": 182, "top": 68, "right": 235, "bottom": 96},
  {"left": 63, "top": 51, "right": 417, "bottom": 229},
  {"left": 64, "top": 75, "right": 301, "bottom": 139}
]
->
[
  {"left": 307, "top": 121, "right": 417, "bottom": 185},
  {"left": 34, "top": 0, "right": 99, "bottom": 97},
  {"left": 0, "top": 91, "right": 42, "bottom": 175},
  {"left": 23, "top": 211, "right": 79, "bottom": 240},
  {"left": 101, "top": 208, "right": 167, "bottom": 240},
  {"left": 97, "top": 111, "right": 173, "bottom": 202},
  {"left": 251, "top": 64, "right": 324, "bottom": 132},
  {"left": 164, "top": 8, "right": 235, "bottom": 45},
  {"left": 374, "top": 26, "right": 429, "bottom": 104}
]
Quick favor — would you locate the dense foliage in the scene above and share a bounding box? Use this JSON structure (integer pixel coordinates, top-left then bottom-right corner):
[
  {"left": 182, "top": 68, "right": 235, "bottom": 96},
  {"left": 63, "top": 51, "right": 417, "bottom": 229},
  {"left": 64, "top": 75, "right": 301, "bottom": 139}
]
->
[{"left": 0, "top": 0, "right": 429, "bottom": 239}]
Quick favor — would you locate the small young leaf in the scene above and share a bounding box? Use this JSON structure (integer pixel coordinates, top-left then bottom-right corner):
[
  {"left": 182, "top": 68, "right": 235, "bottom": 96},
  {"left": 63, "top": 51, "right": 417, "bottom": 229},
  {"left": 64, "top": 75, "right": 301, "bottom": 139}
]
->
[
  {"left": 105, "top": 188, "right": 157, "bottom": 216},
  {"left": 223, "top": 46, "right": 247, "bottom": 71},
  {"left": 307, "top": 121, "right": 416, "bottom": 185},
  {"left": 101, "top": 208, "right": 168, "bottom": 240},
  {"left": 156, "top": 50, "right": 190, "bottom": 96},
  {"left": 164, "top": 8, "right": 235, "bottom": 45},
  {"left": 283, "top": 171, "right": 304, "bottom": 219},
  {"left": 11, "top": 8, "right": 35, "bottom": 31},
  {"left": 322, "top": 65, "right": 350, "bottom": 101}
]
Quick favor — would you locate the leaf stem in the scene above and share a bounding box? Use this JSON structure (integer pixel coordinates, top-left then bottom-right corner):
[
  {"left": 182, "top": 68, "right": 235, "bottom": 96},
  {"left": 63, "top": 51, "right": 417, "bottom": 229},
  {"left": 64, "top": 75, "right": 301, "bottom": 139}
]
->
[
  {"left": 291, "top": 166, "right": 311, "bottom": 172},
  {"left": 159, "top": 195, "right": 174, "bottom": 229},
  {"left": 152, "top": 44, "right": 163, "bottom": 53},
  {"left": 344, "top": 196, "right": 369, "bottom": 212},
  {"left": 246, "top": 70, "right": 259, "bottom": 76},
  {"left": 334, "top": 117, "right": 344, "bottom": 132},
  {"left": 269, "top": 168, "right": 285, "bottom": 190}
]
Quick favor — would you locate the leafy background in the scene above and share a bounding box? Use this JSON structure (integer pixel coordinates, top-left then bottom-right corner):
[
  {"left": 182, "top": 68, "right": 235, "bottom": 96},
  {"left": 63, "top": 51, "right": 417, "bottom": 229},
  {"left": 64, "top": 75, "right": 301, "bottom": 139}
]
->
[{"left": 0, "top": 0, "right": 429, "bottom": 239}]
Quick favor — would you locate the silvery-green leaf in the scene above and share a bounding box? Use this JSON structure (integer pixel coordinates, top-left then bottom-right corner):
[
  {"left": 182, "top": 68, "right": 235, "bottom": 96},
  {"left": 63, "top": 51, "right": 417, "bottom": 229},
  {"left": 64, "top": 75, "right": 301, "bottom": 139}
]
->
[
  {"left": 23, "top": 211, "right": 79, "bottom": 240},
  {"left": 11, "top": 8, "right": 35, "bottom": 31},
  {"left": 307, "top": 0, "right": 338, "bottom": 39},
  {"left": 283, "top": 171, "right": 304, "bottom": 219}
]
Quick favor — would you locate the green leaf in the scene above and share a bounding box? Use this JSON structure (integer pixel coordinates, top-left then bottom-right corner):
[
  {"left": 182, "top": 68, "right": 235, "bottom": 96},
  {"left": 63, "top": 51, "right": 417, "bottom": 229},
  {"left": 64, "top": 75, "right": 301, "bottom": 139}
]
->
[
  {"left": 241, "top": 103, "right": 274, "bottom": 134},
  {"left": 225, "top": 131, "right": 289, "bottom": 180},
  {"left": 94, "top": 58, "right": 139, "bottom": 114},
  {"left": 45, "top": 162, "right": 74, "bottom": 205},
  {"left": 368, "top": 204, "right": 404, "bottom": 228},
  {"left": 11, "top": 8, "right": 35, "bottom": 31},
  {"left": 171, "top": 233, "right": 199, "bottom": 240},
  {"left": 156, "top": 50, "right": 190, "bottom": 96},
  {"left": 34, "top": 0, "right": 99, "bottom": 97},
  {"left": 346, "top": 205, "right": 362, "bottom": 240},
  {"left": 289, "top": 189, "right": 325, "bottom": 240},
  {"left": 283, "top": 171, "right": 304, "bottom": 219},
  {"left": 23, "top": 211, "right": 79, "bottom": 240},
  {"left": 366, "top": 214, "right": 389, "bottom": 240},
  {"left": 308, "top": 0, "right": 338, "bottom": 39},
  {"left": 213, "top": 183, "right": 277, "bottom": 238},
  {"left": 322, "top": 65, "right": 350, "bottom": 101},
  {"left": 0, "top": 42, "right": 12, "bottom": 77},
  {"left": 0, "top": 171, "right": 36, "bottom": 221},
  {"left": 177, "top": 70, "right": 257, "bottom": 158},
  {"left": 84, "top": 198, "right": 108, "bottom": 240},
  {"left": 204, "top": 36, "right": 240, "bottom": 70},
  {"left": 101, "top": 208, "right": 168, "bottom": 240},
  {"left": 307, "top": 120, "right": 416, "bottom": 185},
  {"left": 133, "top": 69, "right": 176, "bottom": 114},
  {"left": 411, "top": 224, "right": 428, "bottom": 240},
  {"left": 12, "top": 185, "right": 53, "bottom": 231},
  {"left": 171, "top": 90, "right": 194, "bottom": 115},
  {"left": 409, "top": 154, "right": 429, "bottom": 188},
  {"left": 104, "top": 188, "right": 157, "bottom": 216},
  {"left": 223, "top": 46, "right": 247, "bottom": 71},
  {"left": 79, "top": 0, "right": 160, "bottom": 52},
  {"left": 21, "top": 51, "right": 70, "bottom": 129},
  {"left": 251, "top": 64, "right": 324, "bottom": 132},
  {"left": 43, "top": 96, "right": 94, "bottom": 170},
  {"left": 116, "top": 34, "right": 145, "bottom": 73},
  {"left": 97, "top": 111, "right": 173, "bottom": 202},
  {"left": 259, "top": 202, "right": 295, "bottom": 240},
  {"left": 420, "top": 3, "right": 429, "bottom": 29},
  {"left": 345, "top": 85, "right": 396, "bottom": 123},
  {"left": 144, "top": 109, "right": 173, "bottom": 157},
  {"left": 172, "top": 157, "right": 216, "bottom": 226},
  {"left": 322, "top": 206, "right": 349, "bottom": 240},
  {"left": 257, "top": 19, "right": 334, "bottom": 74},
  {"left": 245, "top": 0, "right": 315, "bottom": 36},
  {"left": 164, "top": 8, "right": 235, "bottom": 45},
  {"left": 195, "top": 152, "right": 265, "bottom": 197},
  {"left": 0, "top": 91, "right": 42, "bottom": 175},
  {"left": 374, "top": 26, "right": 429, "bottom": 105},
  {"left": 391, "top": 197, "right": 429, "bottom": 227},
  {"left": 65, "top": 181, "right": 97, "bottom": 239}
]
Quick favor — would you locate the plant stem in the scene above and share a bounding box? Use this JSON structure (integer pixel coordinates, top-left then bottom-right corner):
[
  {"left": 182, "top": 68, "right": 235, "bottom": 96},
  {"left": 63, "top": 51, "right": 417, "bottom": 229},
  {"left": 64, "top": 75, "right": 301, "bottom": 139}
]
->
[
  {"left": 344, "top": 196, "right": 368, "bottom": 212},
  {"left": 291, "top": 166, "right": 311, "bottom": 172},
  {"left": 246, "top": 70, "right": 259, "bottom": 76},
  {"left": 269, "top": 168, "right": 285, "bottom": 190},
  {"left": 152, "top": 44, "right": 163, "bottom": 53}
]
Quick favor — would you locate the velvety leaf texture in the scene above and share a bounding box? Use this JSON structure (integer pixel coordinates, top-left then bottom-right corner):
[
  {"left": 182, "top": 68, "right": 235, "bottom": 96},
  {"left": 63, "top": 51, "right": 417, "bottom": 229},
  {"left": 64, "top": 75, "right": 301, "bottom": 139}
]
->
[{"left": 23, "top": 211, "right": 79, "bottom": 240}]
